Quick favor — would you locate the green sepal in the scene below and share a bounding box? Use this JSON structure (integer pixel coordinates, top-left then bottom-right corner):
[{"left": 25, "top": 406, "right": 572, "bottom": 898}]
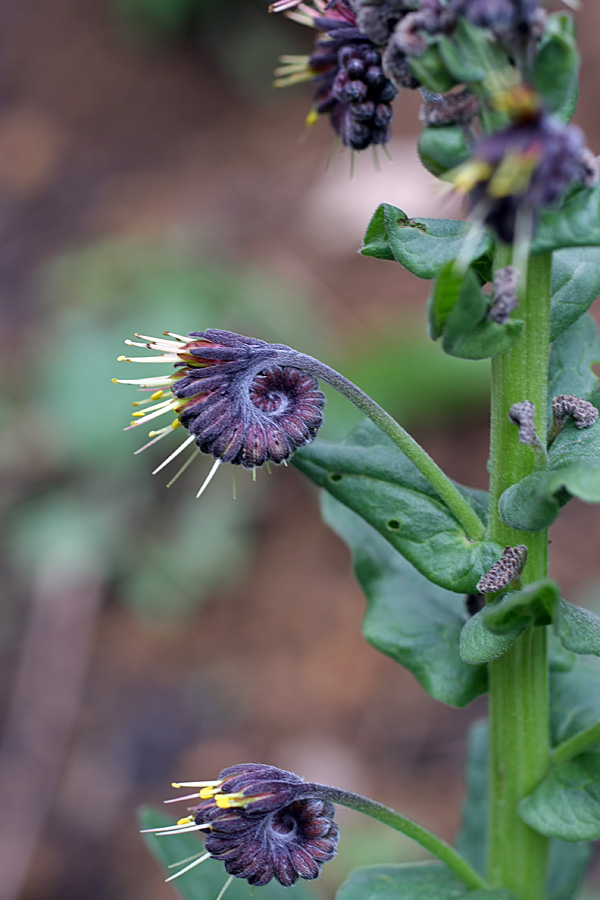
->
[
  {"left": 457, "top": 720, "right": 592, "bottom": 899},
  {"left": 550, "top": 248, "right": 600, "bottom": 341},
  {"left": 361, "top": 204, "right": 492, "bottom": 279},
  {"left": 428, "top": 263, "right": 523, "bottom": 359},
  {"left": 482, "top": 580, "right": 560, "bottom": 633},
  {"left": 138, "top": 808, "right": 319, "bottom": 900},
  {"left": 533, "top": 165, "right": 600, "bottom": 255},
  {"left": 408, "top": 45, "right": 457, "bottom": 93},
  {"left": 437, "top": 33, "right": 484, "bottom": 84},
  {"left": 532, "top": 13, "right": 579, "bottom": 121},
  {"left": 519, "top": 751, "right": 600, "bottom": 842},
  {"left": 555, "top": 598, "right": 600, "bottom": 657},
  {"left": 459, "top": 609, "right": 525, "bottom": 665},
  {"left": 418, "top": 125, "right": 471, "bottom": 178},
  {"left": 336, "top": 863, "right": 512, "bottom": 900},
  {"left": 322, "top": 494, "right": 487, "bottom": 707},
  {"left": 294, "top": 420, "right": 502, "bottom": 594}
]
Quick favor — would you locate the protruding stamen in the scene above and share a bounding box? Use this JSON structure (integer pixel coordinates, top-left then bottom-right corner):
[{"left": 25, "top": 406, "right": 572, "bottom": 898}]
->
[
  {"left": 152, "top": 435, "right": 195, "bottom": 475},
  {"left": 165, "top": 852, "right": 211, "bottom": 883},
  {"left": 172, "top": 780, "right": 222, "bottom": 788},
  {"left": 215, "top": 875, "right": 235, "bottom": 900},
  {"left": 196, "top": 459, "right": 221, "bottom": 499},
  {"left": 166, "top": 448, "right": 201, "bottom": 488}
]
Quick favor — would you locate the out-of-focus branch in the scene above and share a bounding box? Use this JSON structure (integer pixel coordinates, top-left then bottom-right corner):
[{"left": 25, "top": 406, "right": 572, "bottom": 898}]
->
[{"left": 0, "top": 554, "right": 104, "bottom": 900}]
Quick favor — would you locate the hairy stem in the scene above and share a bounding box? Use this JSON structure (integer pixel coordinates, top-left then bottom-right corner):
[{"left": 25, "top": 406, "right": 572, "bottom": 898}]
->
[
  {"left": 305, "top": 785, "right": 488, "bottom": 891},
  {"left": 486, "top": 248, "right": 552, "bottom": 900},
  {"left": 285, "top": 353, "right": 486, "bottom": 542}
]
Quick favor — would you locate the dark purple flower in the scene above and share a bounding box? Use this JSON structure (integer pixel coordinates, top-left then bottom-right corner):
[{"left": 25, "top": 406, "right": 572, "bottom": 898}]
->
[
  {"left": 450, "top": 0, "right": 540, "bottom": 35},
  {"left": 452, "top": 88, "right": 591, "bottom": 243},
  {"left": 115, "top": 330, "right": 325, "bottom": 493},
  {"left": 273, "top": 0, "right": 398, "bottom": 149},
  {"left": 145, "top": 765, "right": 339, "bottom": 887}
]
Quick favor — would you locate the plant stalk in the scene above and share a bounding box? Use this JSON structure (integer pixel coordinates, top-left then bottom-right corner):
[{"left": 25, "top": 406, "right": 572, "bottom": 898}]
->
[
  {"left": 306, "top": 785, "right": 488, "bottom": 891},
  {"left": 486, "top": 248, "right": 552, "bottom": 900}
]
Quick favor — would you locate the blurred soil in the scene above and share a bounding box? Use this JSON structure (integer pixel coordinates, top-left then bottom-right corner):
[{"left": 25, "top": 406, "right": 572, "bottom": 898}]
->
[{"left": 1, "top": 2, "right": 600, "bottom": 899}]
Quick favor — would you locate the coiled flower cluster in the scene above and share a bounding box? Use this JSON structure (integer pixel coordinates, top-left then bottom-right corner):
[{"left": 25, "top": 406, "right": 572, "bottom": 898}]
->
[
  {"left": 452, "top": 88, "right": 597, "bottom": 243},
  {"left": 115, "top": 330, "right": 325, "bottom": 493},
  {"left": 145, "top": 764, "right": 339, "bottom": 887},
  {"left": 273, "top": 0, "right": 398, "bottom": 150}
]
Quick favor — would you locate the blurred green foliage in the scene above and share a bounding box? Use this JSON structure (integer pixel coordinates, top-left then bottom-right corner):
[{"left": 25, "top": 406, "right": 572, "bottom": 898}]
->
[{"left": 1, "top": 236, "right": 491, "bottom": 633}]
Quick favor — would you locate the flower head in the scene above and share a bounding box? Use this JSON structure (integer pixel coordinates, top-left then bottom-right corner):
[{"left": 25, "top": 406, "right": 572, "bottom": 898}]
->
[
  {"left": 144, "top": 764, "right": 339, "bottom": 887},
  {"left": 272, "top": 0, "right": 398, "bottom": 150},
  {"left": 450, "top": 87, "right": 593, "bottom": 244},
  {"left": 114, "top": 330, "right": 325, "bottom": 493}
]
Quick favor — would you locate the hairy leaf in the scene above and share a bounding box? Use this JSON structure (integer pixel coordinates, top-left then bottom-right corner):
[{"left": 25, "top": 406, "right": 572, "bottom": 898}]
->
[
  {"left": 550, "top": 655, "right": 600, "bottom": 746},
  {"left": 458, "top": 721, "right": 591, "bottom": 899},
  {"left": 533, "top": 170, "right": 600, "bottom": 254},
  {"left": 322, "top": 494, "right": 487, "bottom": 707},
  {"left": 483, "top": 581, "right": 559, "bottom": 633},
  {"left": 335, "top": 863, "right": 511, "bottom": 900},
  {"left": 532, "top": 13, "right": 579, "bottom": 121},
  {"left": 294, "top": 420, "right": 501, "bottom": 594},
  {"left": 550, "top": 248, "right": 600, "bottom": 341},
  {"left": 418, "top": 125, "right": 471, "bottom": 179},
  {"left": 548, "top": 314, "right": 600, "bottom": 410},
  {"left": 361, "top": 204, "right": 492, "bottom": 280},
  {"left": 555, "top": 599, "right": 600, "bottom": 657},
  {"left": 429, "top": 264, "right": 522, "bottom": 359},
  {"left": 459, "top": 609, "right": 525, "bottom": 665},
  {"left": 519, "top": 752, "right": 600, "bottom": 842}
]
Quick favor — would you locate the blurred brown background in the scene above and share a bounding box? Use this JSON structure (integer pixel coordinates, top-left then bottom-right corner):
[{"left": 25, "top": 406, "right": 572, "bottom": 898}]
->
[{"left": 1, "top": 2, "right": 600, "bottom": 899}]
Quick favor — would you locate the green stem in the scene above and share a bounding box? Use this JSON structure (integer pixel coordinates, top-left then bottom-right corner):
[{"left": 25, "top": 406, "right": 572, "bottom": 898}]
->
[
  {"left": 307, "top": 785, "right": 488, "bottom": 891},
  {"left": 486, "top": 248, "right": 552, "bottom": 900},
  {"left": 292, "top": 354, "right": 486, "bottom": 542},
  {"left": 552, "top": 721, "right": 600, "bottom": 766}
]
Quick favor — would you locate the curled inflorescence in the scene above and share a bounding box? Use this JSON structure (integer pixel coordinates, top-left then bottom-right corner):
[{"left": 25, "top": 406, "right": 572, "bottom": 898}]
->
[
  {"left": 115, "top": 330, "right": 325, "bottom": 494},
  {"left": 477, "top": 545, "right": 528, "bottom": 594},
  {"left": 488, "top": 265, "right": 520, "bottom": 324},
  {"left": 146, "top": 764, "right": 339, "bottom": 887},
  {"left": 552, "top": 394, "right": 599, "bottom": 430}
]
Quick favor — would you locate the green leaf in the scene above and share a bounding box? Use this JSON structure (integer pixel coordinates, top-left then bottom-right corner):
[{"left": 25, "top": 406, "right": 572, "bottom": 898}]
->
[
  {"left": 459, "top": 609, "right": 525, "bottom": 665},
  {"left": 418, "top": 125, "right": 471, "bottom": 179},
  {"left": 555, "top": 598, "right": 600, "bottom": 657},
  {"left": 551, "top": 655, "right": 600, "bottom": 746},
  {"left": 322, "top": 494, "right": 487, "bottom": 707},
  {"left": 533, "top": 170, "right": 600, "bottom": 255},
  {"left": 361, "top": 204, "right": 492, "bottom": 280},
  {"left": 532, "top": 13, "right": 579, "bottom": 121},
  {"left": 408, "top": 45, "right": 457, "bottom": 93},
  {"left": 335, "top": 863, "right": 511, "bottom": 900},
  {"left": 519, "top": 751, "right": 600, "bottom": 842},
  {"left": 550, "top": 248, "right": 600, "bottom": 341},
  {"left": 429, "top": 264, "right": 523, "bottom": 359},
  {"left": 482, "top": 581, "right": 560, "bottom": 633},
  {"left": 294, "top": 420, "right": 502, "bottom": 594},
  {"left": 498, "top": 465, "right": 600, "bottom": 532},
  {"left": 458, "top": 720, "right": 591, "bottom": 899},
  {"left": 437, "top": 34, "right": 484, "bottom": 84},
  {"left": 548, "top": 314, "right": 600, "bottom": 410},
  {"left": 139, "top": 808, "right": 318, "bottom": 900}
]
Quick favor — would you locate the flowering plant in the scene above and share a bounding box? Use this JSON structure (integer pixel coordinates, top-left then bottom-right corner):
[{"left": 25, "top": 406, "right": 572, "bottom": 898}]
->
[{"left": 121, "top": 2, "right": 600, "bottom": 899}]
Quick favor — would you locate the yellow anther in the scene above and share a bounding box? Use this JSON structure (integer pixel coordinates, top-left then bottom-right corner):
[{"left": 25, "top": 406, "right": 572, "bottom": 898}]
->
[
  {"left": 306, "top": 109, "right": 319, "bottom": 127},
  {"left": 177, "top": 816, "right": 193, "bottom": 826},
  {"left": 199, "top": 786, "right": 216, "bottom": 800},
  {"left": 151, "top": 390, "right": 165, "bottom": 401},
  {"left": 171, "top": 419, "right": 181, "bottom": 429},
  {"left": 216, "top": 795, "right": 234, "bottom": 808},
  {"left": 111, "top": 378, "right": 119, "bottom": 383},
  {"left": 488, "top": 152, "right": 538, "bottom": 198},
  {"left": 117, "top": 355, "right": 128, "bottom": 362},
  {"left": 171, "top": 782, "right": 181, "bottom": 788},
  {"left": 450, "top": 159, "right": 493, "bottom": 193},
  {"left": 132, "top": 411, "right": 146, "bottom": 418}
]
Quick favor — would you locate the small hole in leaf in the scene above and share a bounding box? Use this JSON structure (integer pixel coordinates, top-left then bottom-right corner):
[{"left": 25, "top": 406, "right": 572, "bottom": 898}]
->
[
  {"left": 387, "top": 519, "right": 401, "bottom": 531},
  {"left": 330, "top": 473, "right": 343, "bottom": 483}
]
